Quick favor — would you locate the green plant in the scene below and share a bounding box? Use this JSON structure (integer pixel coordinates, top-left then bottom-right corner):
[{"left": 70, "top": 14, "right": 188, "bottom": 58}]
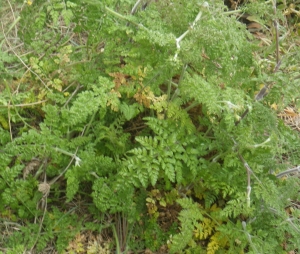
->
[{"left": 1, "top": 0, "right": 300, "bottom": 253}]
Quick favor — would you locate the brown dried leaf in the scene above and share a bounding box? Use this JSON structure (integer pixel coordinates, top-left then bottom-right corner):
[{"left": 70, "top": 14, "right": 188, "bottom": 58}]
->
[
  {"left": 134, "top": 87, "right": 152, "bottom": 108},
  {"left": 23, "top": 159, "right": 41, "bottom": 179},
  {"left": 38, "top": 182, "right": 50, "bottom": 196},
  {"left": 247, "top": 22, "right": 262, "bottom": 32},
  {"left": 278, "top": 107, "right": 300, "bottom": 131},
  {"left": 109, "top": 72, "right": 129, "bottom": 90}
]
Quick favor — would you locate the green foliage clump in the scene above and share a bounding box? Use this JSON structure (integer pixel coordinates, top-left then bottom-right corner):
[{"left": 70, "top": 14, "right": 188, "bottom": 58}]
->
[{"left": 1, "top": 0, "right": 300, "bottom": 253}]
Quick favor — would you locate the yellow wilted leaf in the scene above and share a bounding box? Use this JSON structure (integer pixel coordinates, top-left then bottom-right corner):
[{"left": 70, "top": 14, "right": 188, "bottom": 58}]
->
[
  {"left": 270, "top": 103, "right": 277, "bottom": 110},
  {"left": 207, "top": 239, "right": 219, "bottom": 254},
  {"left": 0, "top": 115, "right": 9, "bottom": 130},
  {"left": 209, "top": 203, "right": 221, "bottom": 212},
  {"left": 134, "top": 87, "right": 152, "bottom": 108},
  {"left": 159, "top": 199, "right": 167, "bottom": 207}
]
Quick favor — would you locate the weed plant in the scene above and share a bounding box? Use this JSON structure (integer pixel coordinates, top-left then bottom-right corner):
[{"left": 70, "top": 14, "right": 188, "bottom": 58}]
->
[{"left": 0, "top": 0, "right": 300, "bottom": 253}]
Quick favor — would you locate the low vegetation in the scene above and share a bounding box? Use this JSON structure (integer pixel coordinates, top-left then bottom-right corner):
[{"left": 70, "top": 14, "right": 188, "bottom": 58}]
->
[{"left": 0, "top": 0, "right": 300, "bottom": 253}]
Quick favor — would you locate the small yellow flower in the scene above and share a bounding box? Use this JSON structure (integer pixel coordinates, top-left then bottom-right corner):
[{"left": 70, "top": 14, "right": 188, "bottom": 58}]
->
[{"left": 26, "top": 0, "right": 32, "bottom": 6}]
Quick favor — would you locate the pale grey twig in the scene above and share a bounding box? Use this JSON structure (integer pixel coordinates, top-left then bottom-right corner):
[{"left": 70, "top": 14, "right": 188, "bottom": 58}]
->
[
  {"left": 130, "top": 0, "right": 143, "bottom": 15},
  {"left": 1, "top": 21, "right": 51, "bottom": 91},
  {"left": 276, "top": 166, "right": 300, "bottom": 178},
  {"left": 242, "top": 221, "right": 261, "bottom": 254},
  {"left": 5, "top": 0, "right": 18, "bottom": 38},
  {"left": 48, "top": 125, "right": 86, "bottom": 185},
  {"left": 174, "top": 10, "right": 203, "bottom": 60},
  {"left": 238, "top": 153, "right": 252, "bottom": 207},
  {"left": 63, "top": 83, "right": 83, "bottom": 108}
]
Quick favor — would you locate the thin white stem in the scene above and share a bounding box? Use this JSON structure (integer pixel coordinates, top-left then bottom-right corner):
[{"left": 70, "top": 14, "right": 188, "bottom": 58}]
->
[
  {"left": 174, "top": 11, "right": 203, "bottom": 60},
  {"left": 5, "top": 0, "right": 18, "bottom": 37},
  {"left": 238, "top": 153, "right": 252, "bottom": 207},
  {"left": 53, "top": 147, "right": 81, "bottom": 166},
  {"left": 0, "top": 100, "right": 47, "bottom": 108},
  {"left": 242, "top": 221, "right": 261, "bottom": 254},
  {"left": 248, "top": 137, "right": 271, "bottom": 149},
  {"left": 1, "top": 20, "right": 51, "bottom": 91},
  {"left": 276, "top": 166, "right": 300, "bottom": 178},
  {"left": 131, "top": 0, "right": 143, "bottom": 15}
]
